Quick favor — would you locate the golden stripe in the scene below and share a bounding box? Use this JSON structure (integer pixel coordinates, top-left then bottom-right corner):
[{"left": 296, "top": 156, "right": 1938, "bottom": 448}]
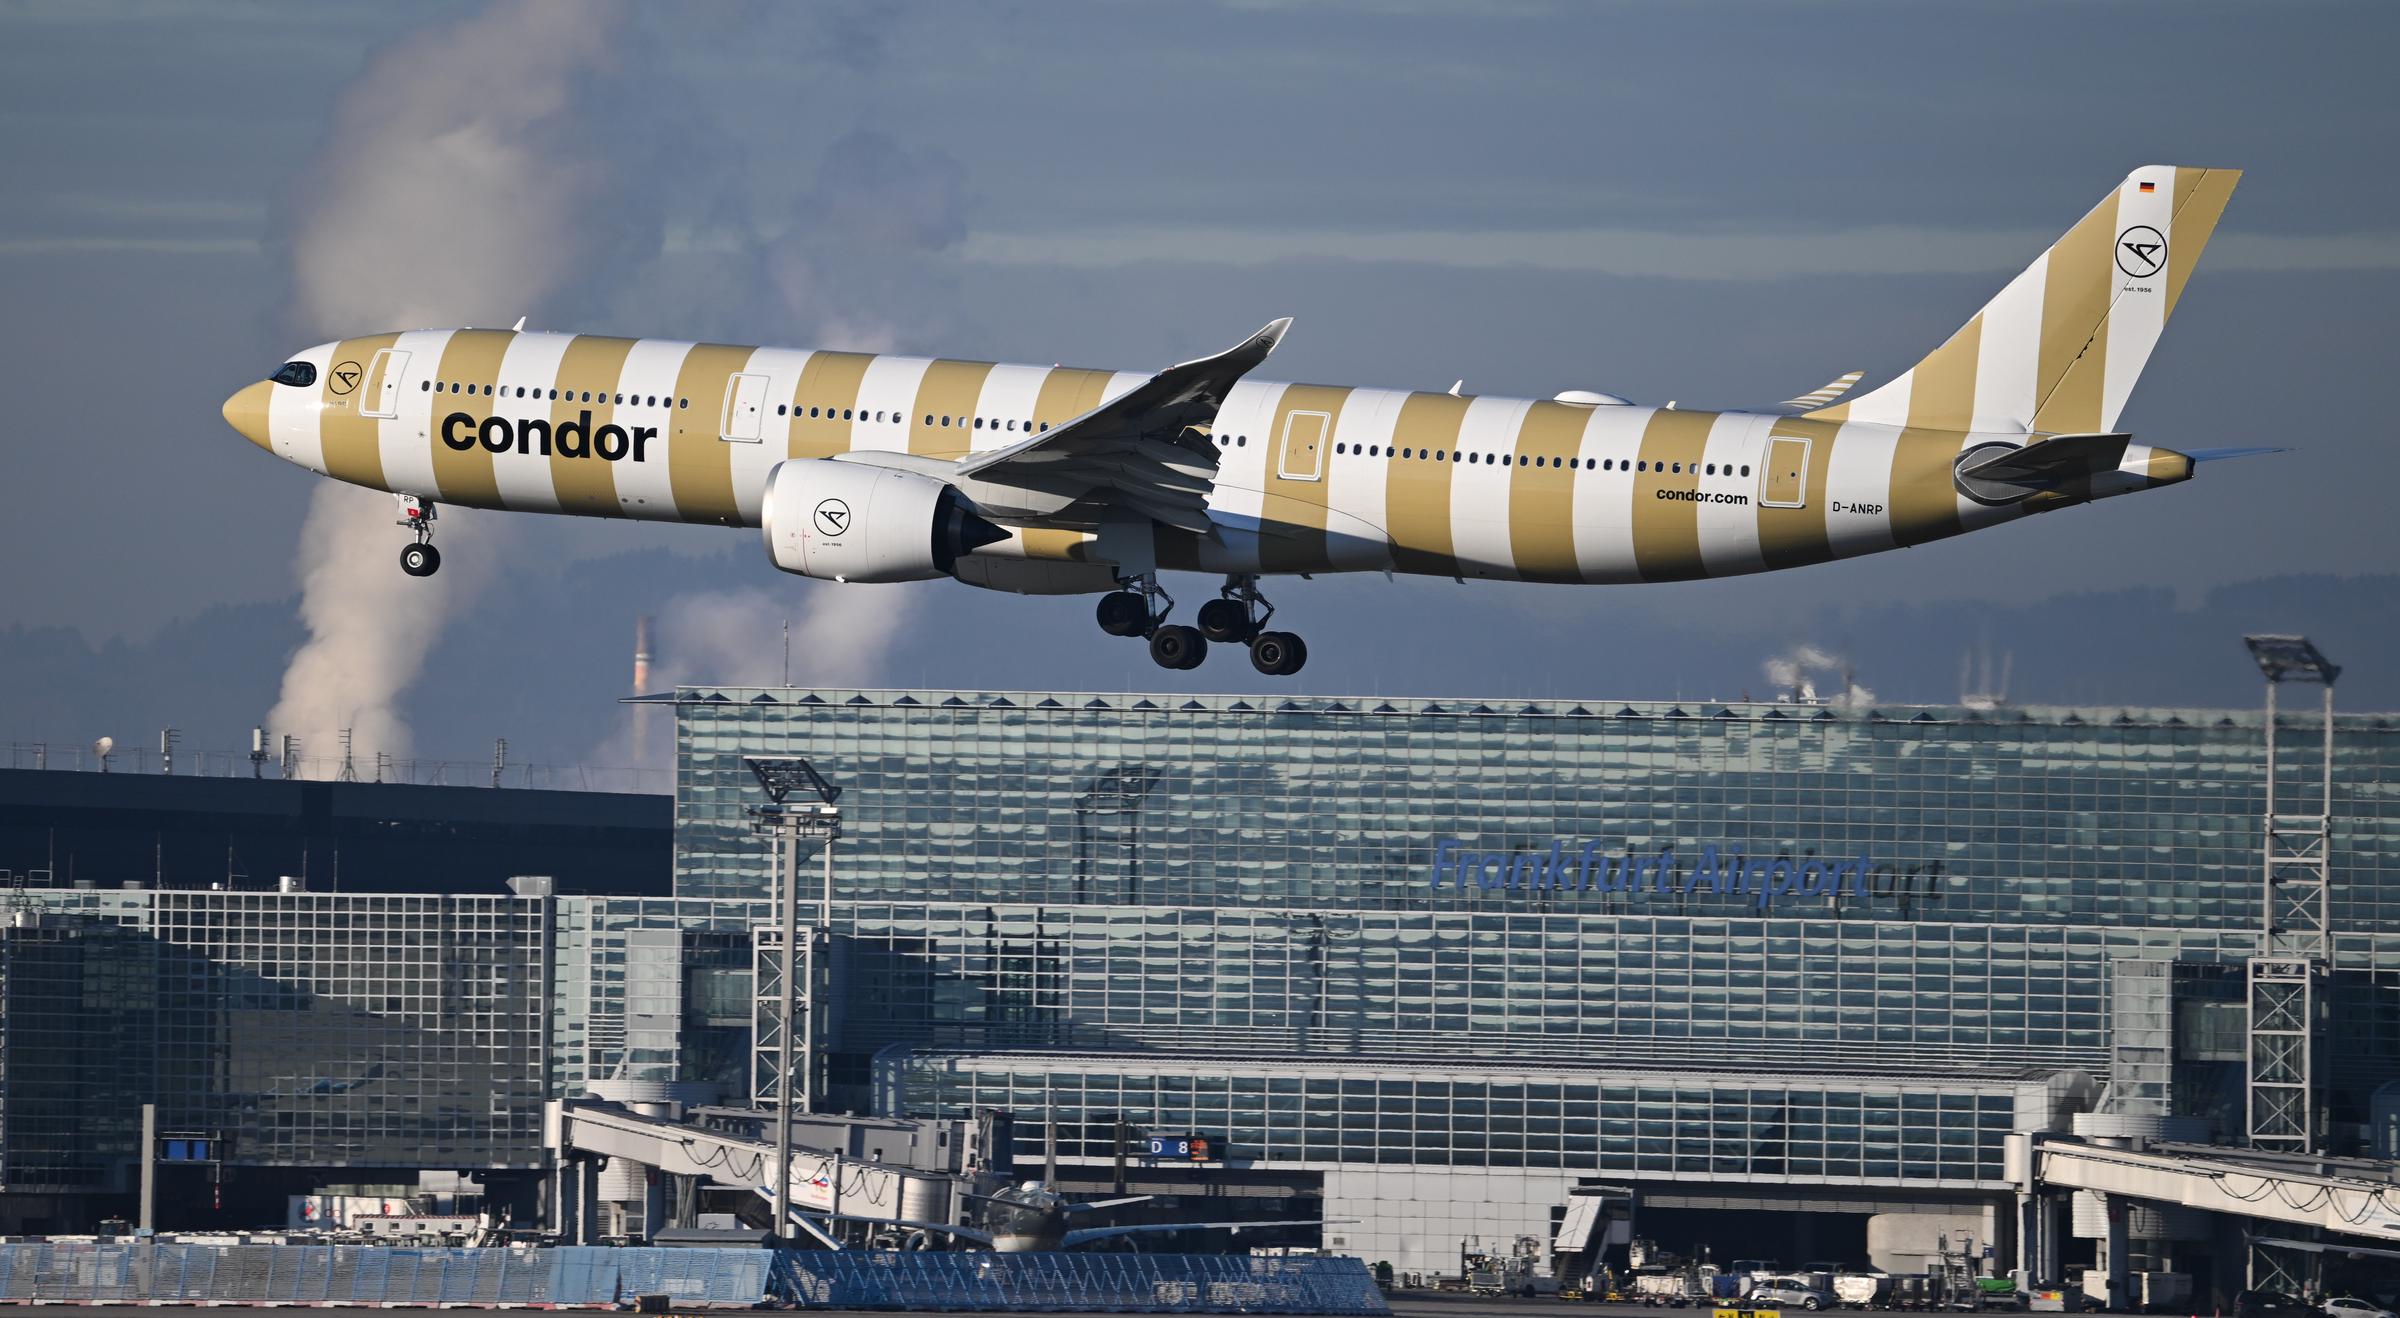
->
[
  {"left": 1029, "top": 367, "right": 1115, "bottom": 435},
  {"left": 909, "top": 359, "right": 1000, "bottom": 458},
  {"left": 547, "top": 335, "right": 639, "bottom": 517},
  {"left": 785, "top": 351, "right": 876, "bottom": 460},
  {"left": 425, "top": 330, "right": 518, "bottom": 509},
  {"left": 1506, "top": 402, "right": 1588, "bottom": 583},
  {"left": 318, "top": 332, "right": 399, "bottom": 491},
  {"left": 1755, "top": 417, "right": 1840, "bottom": 571},
  {"left": 1257, "top": 385, "right": 1350, "bottom": 573},
  {"left": 2164, "top": 167, "right": 2239, "bottom": 322},
  {"left": 1383, "top": 392, "right": 1469, "bottom": 577},
  {"left": 1018, "top": 528, "right": 1094, "bottom": 561},
  {"left": 1628, "top": 409, "right": 1717, "bottom": 582},
  {"left": 666, "top": 344, "right": 757, "bottom": 525},
  {"left": 2029, "top": 196, "right": 2119, "bottom": 435}
]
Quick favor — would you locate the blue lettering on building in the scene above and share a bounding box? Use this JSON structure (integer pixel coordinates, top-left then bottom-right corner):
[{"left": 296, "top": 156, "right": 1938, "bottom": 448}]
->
[{"left": 1428, "top": 838, "right": 1918, "bottom": 911}]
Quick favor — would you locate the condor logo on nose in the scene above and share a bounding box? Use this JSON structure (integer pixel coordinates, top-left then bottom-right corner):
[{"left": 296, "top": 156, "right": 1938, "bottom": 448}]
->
[{"left": 442, "top": 409, "right": 656, "bottom": 462}]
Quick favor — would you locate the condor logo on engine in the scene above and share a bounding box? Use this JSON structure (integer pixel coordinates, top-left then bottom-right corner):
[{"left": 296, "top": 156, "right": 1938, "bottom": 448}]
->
[{"left": 813, "top": 499, "right": 851, "bottom": 536}]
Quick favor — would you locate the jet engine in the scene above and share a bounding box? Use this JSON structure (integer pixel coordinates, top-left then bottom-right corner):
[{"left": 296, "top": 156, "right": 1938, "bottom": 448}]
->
[{"left": 761, "top": 459, "right": 1007, "bottom": 583}]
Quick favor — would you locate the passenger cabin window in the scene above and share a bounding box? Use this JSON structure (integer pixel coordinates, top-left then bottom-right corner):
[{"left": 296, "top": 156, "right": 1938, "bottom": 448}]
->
[{"left": 271, "top": 361, "right": 316, "bottom": 387}]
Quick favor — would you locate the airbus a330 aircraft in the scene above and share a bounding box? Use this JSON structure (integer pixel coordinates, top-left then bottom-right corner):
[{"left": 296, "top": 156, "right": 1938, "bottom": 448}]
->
[{"left": 222, "top": 166, "right": 2251, "bottom": 677}]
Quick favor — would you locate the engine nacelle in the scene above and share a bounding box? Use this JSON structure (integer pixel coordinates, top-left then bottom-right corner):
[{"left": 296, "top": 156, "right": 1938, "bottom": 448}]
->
[{"left": 760, "top": 459, "right": 1006, "bottom": 583}]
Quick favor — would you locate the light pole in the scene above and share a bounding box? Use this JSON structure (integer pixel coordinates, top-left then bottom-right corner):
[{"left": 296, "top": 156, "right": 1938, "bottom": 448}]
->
[{"left": 745, "top": 756, "right": 842, "bottom": 1242}]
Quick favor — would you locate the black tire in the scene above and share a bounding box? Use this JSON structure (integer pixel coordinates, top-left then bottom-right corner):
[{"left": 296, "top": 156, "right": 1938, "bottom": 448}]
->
[
  {"left": 1804, "top": 1300, "right": 1822, "bottom": 1312},
  {"left": 1096, "top": 591, "right": 1148, "bottom": 637},
  {"left": 1250, "top": 631, "right": 1302, "bottom": 676},
  {"left": 1149, "top": 625, "right": 1206, "bottom": 670},
  {"left": 400, "top": 543, "right": 440, "bottom": 577},
  {"left": 1196, "top": 598, "right": 1254, "bottom": 643},
  {"left": 1283, "top": 633, "right": 1308, "bottom": 674}
]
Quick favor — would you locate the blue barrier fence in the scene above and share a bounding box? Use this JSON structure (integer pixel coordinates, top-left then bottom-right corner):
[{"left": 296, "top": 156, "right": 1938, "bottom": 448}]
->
[
  {"left": 0, "top": 1241, "right": 1384, "bottom": 1312},
  {"left": 775, "top": 1251, "right": 1392, "bottom": 1314},
  {"left": 0, "top": 1242, "right": 770, "bottom": 1306}
]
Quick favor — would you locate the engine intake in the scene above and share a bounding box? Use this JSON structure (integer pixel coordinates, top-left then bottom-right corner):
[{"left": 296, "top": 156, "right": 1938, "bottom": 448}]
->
[{"left": 761, "top": 459, "right": 1007, "bottom": 583}]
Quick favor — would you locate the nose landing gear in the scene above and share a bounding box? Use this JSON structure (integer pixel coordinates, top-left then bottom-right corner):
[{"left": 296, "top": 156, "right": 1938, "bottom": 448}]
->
[
  {"left": 396, "top": 495, "right": 441, "bottom": 577},
  {"left": 1094, "top": 573, "right": 1306, "bottom": 675}
]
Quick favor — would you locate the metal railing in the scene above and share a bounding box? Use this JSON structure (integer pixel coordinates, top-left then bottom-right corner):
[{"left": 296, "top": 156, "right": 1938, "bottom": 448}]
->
[{"left": 0, "top": 740, "right": 667, "bottom": 794}]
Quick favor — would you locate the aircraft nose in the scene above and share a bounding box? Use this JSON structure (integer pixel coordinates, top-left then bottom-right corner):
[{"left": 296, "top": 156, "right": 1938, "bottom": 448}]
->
[{"left": 222, "top": 381, "right": 272, "bottom": 450}]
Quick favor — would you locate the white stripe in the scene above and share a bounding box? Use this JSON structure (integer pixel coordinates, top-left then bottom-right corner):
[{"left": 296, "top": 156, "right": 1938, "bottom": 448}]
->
[
  {"left": 1572, "top": 406, "right": 1645, "bottom": 584},
  {"left": 1696, "top": 413, "right": 1773, "bottom": 575},
  {"left": 1447, "top": 397, "right": 1532, "bottom": 579},
  {"left": 612, "top": 339, "right": 695, "bottom": 522},
  {"left": 855, "top": 355, "right": 934, "bottom": 453},
  {"left": 2101, "top": 167, "right": 2176, "bottom": 431},
  {"left": 273, "top": 345, "right": 334, "bottom": 474},
  {"left": 1820, "top": 420, "right": 1898, "bottom": 558},
  {"left": 1970, "top": 252, "right": 2046, "bottom": 433},
  {"left": 967, "top": 364, "right": 1053, "bottom": 455},
  {"left": 730, "top": 347, "right": 812, "bottom": 523},
  {"left": 1329, "top": 388, "right": 1403, "bottom": 545},
  {"left": 1205, "top": 379, "right": 1285, "bottom": 573},
  {"left": 486, "top": 332, "right": 575, "bottom": 514},
  {"left": 376, "top": 328, "right": 457, "bottom": 500}
]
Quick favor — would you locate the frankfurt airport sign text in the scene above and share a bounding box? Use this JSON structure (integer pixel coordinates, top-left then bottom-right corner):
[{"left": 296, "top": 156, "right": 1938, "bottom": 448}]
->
[{"left": 1429, "top": 838, "right": 1930, "bottom": 911}]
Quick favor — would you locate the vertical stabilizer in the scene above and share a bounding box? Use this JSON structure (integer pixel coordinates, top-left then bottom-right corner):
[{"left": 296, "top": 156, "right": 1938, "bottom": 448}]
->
[{"left": 1813, "top": 166, "right": 2240, "bottom": 435}]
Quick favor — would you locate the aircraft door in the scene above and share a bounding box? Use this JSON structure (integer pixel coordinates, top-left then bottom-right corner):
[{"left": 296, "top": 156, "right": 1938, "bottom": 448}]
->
[
  {"left": 1276, "top": 410, "right": 1330, "bottom": 482},
  {"left": 721, "top": 372, "right": 770, "bottom": 442},
  {"left": 1759, "top": 435, "right": 1810, "bottom": 507},
  {"left": 361, "top": 349, "right": 410, "bottom": 419}
]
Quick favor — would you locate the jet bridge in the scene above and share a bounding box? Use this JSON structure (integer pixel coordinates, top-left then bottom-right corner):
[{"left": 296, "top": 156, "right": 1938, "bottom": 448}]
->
[
  {"left": 548, "top": 1099, "right": 963, "bottom": 1246},
  {"left": 2014, "top": 1133, "right": 2400, "bottom": 1302}
]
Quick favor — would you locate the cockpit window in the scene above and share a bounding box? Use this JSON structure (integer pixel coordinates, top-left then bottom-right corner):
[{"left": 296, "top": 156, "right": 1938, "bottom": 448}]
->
[{"left": 271, "top": 361, "right": 317, "bottom": 388}]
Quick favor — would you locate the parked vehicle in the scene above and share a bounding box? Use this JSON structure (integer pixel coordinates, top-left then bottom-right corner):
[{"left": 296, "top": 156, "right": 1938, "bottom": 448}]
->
[
  {"left": 1750, "top": 1279, "right": 1835, "bottom": 1311},
  {"left": 2237, "top": 1292, "right": 2315, "bottom": 1318},
  {"left": 2324, "top": 1300, "right": 2400, "bottom": 1318}
]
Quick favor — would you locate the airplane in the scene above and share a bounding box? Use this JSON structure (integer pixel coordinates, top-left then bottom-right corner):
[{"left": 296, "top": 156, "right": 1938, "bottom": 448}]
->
[
  {"left": 840, "top": 1180, "right": 1333, "bottom": 1254},
  {"left": 222, "top": 165, "right": 2255, "bottom": 678}
]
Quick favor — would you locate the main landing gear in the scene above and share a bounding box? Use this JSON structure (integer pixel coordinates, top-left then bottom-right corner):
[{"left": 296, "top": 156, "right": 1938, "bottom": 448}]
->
[
  {"left": 1094, "top": 573, "right": 1307, "bottom": 675},
  {"left": 396, "top": 494, "right": 441, "bottom": 577}
]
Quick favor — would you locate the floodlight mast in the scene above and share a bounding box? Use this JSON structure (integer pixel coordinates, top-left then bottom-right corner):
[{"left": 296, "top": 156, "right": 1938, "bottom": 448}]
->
[
  {"left": 744, "top": 756, "right": 841, "bottom": 1242},
  {"left": 2239, "top": 636, "right": 2338, "bottom": 1164}
]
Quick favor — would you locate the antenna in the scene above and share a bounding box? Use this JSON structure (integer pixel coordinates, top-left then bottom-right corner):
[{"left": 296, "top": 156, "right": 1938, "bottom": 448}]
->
[
  {"left": 492, "top": 737, "right": 508, "bottom": 789},
  {"left": 93, "top": 736, "right": 114, "bottom": 773},
  {"left": 782, "top": 618, "right": 791, "bottom": 687},
  {"left": 249, "top": 727, "right": 268, "bottom": 779},
  {"left": 159, "top": 727, "right": 179, "bottom": 776},
  {"left": 337, "top": 728, "right": 357, "bottom": 783},
  {"left": 280, "top": 734, "right": 299, "bottom": 780}
]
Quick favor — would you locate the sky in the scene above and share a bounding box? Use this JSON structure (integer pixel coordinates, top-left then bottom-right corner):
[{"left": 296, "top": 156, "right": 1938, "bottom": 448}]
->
[{"left": 2, "top": 0, "right": 2396, "bottom": 775}]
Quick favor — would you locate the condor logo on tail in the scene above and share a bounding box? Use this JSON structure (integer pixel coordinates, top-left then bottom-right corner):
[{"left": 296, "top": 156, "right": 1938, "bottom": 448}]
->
[{"left": 441, "top": 409, "right": 655, "bottom": 462}]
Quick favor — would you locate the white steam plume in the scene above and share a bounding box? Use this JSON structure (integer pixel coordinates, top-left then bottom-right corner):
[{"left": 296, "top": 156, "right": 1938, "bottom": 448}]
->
[
  {"left": 268, "top": 1, "right": 630, "bottom": 775},
  {"left": 594, "top": 584, "right": 923, "bottom": 775},
  {"left": 1763, "top": 643, "right": 1876, "bottom": 708}
]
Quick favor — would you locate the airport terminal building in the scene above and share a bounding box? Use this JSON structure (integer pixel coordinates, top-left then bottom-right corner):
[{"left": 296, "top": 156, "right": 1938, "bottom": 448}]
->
[
  {"left": 666, "top": 687, "right": 2400, "bottom": 1272},
  {"left": 4, "top": 686, "right": 2397, "bottom": 1282}
]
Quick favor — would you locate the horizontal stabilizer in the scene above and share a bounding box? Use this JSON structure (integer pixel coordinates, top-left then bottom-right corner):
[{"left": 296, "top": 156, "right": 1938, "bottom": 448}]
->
[
  {"left": 2185, "top": 445, "right": 2289, "bottom": 463},
  {"left": 1957, "top": 432, "right": 2131, "bottom": 488}
]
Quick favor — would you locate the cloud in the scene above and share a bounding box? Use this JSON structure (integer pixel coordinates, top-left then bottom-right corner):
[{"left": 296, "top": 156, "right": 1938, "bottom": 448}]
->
[{"left": 959, "top": 223, "right": 2400, "bottom": 280}]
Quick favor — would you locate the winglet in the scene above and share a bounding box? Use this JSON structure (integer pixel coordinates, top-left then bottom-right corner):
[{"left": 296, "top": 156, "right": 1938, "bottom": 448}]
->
[{"left": 511, "top": 315, "right": 528, "bottom": 332}]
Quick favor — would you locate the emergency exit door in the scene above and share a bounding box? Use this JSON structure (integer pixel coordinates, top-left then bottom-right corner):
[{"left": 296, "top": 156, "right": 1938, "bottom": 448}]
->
[{"left": 721, "top": 372, "right": 771, "bottom": 442}]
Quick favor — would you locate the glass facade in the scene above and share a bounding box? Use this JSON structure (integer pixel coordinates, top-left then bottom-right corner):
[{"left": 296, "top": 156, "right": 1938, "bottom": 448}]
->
[
  {"left": 0, "top": 891, "right": 550, "bottom": 1189},
  {"left": 670, "top": 689, "right": 2400, "bottom": 1181}
]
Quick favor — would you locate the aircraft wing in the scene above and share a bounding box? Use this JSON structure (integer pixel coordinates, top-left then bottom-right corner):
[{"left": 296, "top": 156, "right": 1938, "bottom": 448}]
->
[
  {"left": 953, "top": 318, "right": 1292, "bottom": 536},
  {"left": 1060, "top": 1218, "right": 1330, "bottom": 1248}
]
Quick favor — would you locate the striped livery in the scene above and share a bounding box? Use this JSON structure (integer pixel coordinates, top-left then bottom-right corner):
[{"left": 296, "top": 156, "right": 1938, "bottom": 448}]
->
[{"left": 223, "top": 166, "right": 2237, "bottom": 594}]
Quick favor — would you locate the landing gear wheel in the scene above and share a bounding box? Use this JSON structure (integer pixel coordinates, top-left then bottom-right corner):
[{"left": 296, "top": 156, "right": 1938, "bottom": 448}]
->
[
  {"left": 1148, "top": 625, "right": 1207, "bottom": 670},
  {"left": 1249, "top": 631, "right": 1307, "bottom": 676},
  {"left": 400, "top": 542, "right": 441, "bottom": 577},
  {"left": 1195, "top": 598, "right": 1255, "bottom": 643},
  {"left": 1095, "top": 591, "right": 1148, "bottom": 637}
]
